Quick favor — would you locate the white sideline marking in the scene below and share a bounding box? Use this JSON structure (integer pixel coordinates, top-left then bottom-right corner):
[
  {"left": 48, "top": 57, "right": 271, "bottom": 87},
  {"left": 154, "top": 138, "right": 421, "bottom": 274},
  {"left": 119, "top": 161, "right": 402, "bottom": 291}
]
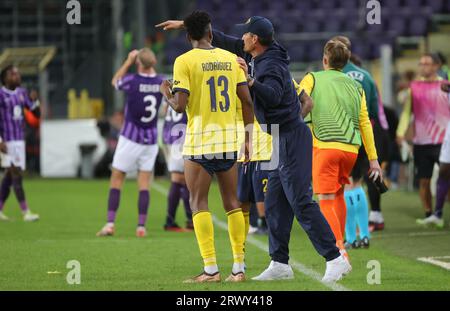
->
[
  {"left": 152, "top": 182, "right": 351, "bottom": 291},
  {"left": 371, "top": 231, "right": 448, "bottom": 239},
  {"left": 417, "top": 256, "right": 450, "bottom": 271}
]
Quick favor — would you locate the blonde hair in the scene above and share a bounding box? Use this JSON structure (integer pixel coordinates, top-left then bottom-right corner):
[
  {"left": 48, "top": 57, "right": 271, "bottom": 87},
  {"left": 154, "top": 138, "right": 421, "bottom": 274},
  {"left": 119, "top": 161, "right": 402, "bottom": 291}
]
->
[
  {"left": 137, "top": 48, "right": 156, "bottom": 69},
  {"left": 324, "top": 39, "right": 351, "bottom": 69},
  {"left": 331, "top": 35, "right": 352, "bottom": 50}
]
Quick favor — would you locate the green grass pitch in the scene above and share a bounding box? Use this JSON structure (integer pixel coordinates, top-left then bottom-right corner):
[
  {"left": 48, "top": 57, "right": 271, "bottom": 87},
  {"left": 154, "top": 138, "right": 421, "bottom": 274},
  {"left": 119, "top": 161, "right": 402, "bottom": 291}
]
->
[{"left": 0, "top": 178, "right": 449, "bottom": 291}]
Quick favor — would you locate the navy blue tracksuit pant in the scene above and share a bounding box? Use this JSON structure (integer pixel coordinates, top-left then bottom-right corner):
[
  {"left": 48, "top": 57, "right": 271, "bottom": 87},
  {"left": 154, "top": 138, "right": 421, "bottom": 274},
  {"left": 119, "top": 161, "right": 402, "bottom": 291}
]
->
[{"left": 265, "top": 121, "right": 340, "bottom": 264}]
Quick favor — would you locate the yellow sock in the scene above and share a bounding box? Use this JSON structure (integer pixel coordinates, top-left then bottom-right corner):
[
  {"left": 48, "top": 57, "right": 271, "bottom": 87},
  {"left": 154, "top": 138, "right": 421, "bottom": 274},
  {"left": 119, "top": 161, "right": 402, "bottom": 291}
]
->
[
  {"left": 227, "top": 209, "right": 245, "bottom": 265},
  {"left": 193, "top": 211, "right": 217, "bottom": 269},
  {"left": 243, "top": 211, "right": 250, "bottom": 241}
]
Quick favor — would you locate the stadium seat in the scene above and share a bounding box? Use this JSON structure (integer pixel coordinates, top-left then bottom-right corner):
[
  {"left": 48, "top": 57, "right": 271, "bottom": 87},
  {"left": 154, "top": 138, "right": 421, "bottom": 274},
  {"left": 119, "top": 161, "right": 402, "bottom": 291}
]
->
[
  {"left": 408, "top": 16, "right": 428, "bottom": 36},
  {"left": 286, "top": 44, "right": 306, "bottom": 62},
  {"left": 322, "top": 19, "right": 343, "bottom": 33},
  {"left": 388, "top": 17, "right": 408, "bottom": 36},
  {"left": 269, "top": 2, "right": 288, "bottom": 12},
  {"left": 406, "top": 0, "right": 424, "bottom": 10},
  {"left": 278, "top": 21, "right": 299, "bottom": 34},
  {"left": 384, "top": 0, "right": 402, "bottom": 10},
  {"left": 428, "top": 0, "right": 444, "bottom": 12},
  {"left": 306, "top": 41, "right": 325, "bottom": 61}
]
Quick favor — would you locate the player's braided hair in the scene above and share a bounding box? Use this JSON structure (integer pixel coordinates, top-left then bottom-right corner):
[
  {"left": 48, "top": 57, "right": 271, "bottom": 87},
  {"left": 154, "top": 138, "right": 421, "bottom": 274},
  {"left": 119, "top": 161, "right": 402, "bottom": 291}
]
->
[
  {"left": 324, "top": 39, "right": 351, "bottom": 70},
  {"left": 0, "top": 65, "right": 14, "bottom": 85},
  {"left": 183, "top": 11, "right": 211, "bottom": 41}
]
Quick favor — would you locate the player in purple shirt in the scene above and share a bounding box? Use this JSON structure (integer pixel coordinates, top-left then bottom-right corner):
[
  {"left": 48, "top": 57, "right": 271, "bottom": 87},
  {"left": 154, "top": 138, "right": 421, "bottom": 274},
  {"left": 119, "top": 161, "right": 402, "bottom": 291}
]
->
[
  {"left": 0, "top": 65, "right": 40, "bottom": 222},
  {"left": 96, "top": 48, "right": 164, "bottom": 238},
  {"left": 161, "top": 104, "right": 193, "bottom": 232}
]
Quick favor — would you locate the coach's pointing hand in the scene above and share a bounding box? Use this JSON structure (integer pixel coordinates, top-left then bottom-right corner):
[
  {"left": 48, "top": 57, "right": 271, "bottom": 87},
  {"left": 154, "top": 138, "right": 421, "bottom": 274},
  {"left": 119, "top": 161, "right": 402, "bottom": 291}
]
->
[
  {"left": 236, "top": 57, "right": 248, "bottom": 76},
  {"left": 155, "top": 20, "right": 184, "bottom": 30}
]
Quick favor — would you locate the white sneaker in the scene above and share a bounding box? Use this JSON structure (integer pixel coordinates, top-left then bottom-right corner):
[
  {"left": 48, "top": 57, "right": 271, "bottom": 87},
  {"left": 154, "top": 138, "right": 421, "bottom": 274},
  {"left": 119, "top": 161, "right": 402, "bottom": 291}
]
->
[
  {"left": 23, "top": 211, "right": 39, "bottom": 222},
  {"left": 416, "top": 215, "right": 444, "bottom": 229},
  {"left": 96, "top": 223, "right": 115, "bottom": 236},
  {"left": 252, "top": 261, "right": 294, "bottom": 281},
  {"left": 136, "top": 226, "right": 147, "bottom": 237},
  {"left": 369, "top": 211, "right": 384, "bottom": 223},
  {"left": 248, "top": 225, "right": 258, "bottom": 235},
  {"left": 0, "top": 211, "right": 10, "bottom": 221},
  {"left": 322, "top": 255, "right": 352, "bottom": 283}
]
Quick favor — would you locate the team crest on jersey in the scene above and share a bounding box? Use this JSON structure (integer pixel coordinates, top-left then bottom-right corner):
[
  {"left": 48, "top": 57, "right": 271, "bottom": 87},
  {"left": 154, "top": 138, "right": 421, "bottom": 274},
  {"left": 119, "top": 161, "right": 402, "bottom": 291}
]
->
[
  {"left": 347, "top": 71, "right": 364, "bottom": 82},
  {"left": 13, "top": 105, "right": 23, "bottom": 120}
]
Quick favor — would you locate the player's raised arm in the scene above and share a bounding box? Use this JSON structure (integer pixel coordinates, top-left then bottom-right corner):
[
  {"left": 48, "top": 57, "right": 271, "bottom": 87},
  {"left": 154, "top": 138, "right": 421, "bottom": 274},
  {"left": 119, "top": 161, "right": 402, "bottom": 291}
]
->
[
  {"left": 111, "top": 49, "right": 139, "bottom": 88},
  {"left": 162, "top": 88, "right": 188, "bottom": 114}
]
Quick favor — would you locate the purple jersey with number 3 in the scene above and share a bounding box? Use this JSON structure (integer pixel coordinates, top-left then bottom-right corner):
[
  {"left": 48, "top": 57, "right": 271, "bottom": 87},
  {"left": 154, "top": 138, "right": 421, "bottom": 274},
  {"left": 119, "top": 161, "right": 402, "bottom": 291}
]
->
[
  {"left": 163, "top": 106, "right": 187, "bottom": 145},
  {"left": 115, "top": 73, "right": 164, "bottom": 145},
  {"left": 0, "top": 87, "right": 34, "bottom": 142}
]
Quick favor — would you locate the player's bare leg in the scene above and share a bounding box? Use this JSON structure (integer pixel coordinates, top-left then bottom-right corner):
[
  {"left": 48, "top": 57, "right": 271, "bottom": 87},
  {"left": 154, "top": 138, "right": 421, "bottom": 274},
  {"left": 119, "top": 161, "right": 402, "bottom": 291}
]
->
[
  {"left": 183, "top": 160, "right": 220, "bottom": 283},
  {"left": 216, "top": 164, "right": 246, "bottom": 282},
  {"left": 97, "top": 168, "right": 126, "bottom": 237},
  {"left": 135, "top": 170, "right": 153, "bottom": 237},
  {"left": 9, "top": 166, "right": 39, "bottom": 222},
  {"left": 417, "top": 164, "right": 450, "bottom": 228},
  {"left": 419, "top": 178, "right": 433, "bottom": 216},
  {"left": 0, "top": 171, "right": 12, "bottom": 221},
  {"left": 165, "top": 172, "right": 192, "bottom": 232}
]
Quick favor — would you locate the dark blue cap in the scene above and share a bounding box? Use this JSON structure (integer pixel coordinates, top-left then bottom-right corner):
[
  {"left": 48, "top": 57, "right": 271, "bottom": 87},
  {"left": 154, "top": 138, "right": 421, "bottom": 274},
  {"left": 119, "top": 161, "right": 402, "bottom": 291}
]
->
[{"left": 236, "top": 16, "right": 274, "bottom": 39}]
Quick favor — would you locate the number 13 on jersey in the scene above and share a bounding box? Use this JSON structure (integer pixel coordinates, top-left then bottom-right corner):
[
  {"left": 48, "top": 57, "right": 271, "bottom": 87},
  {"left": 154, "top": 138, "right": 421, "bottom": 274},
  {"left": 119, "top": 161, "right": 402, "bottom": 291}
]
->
[{"left": 206, "top": 76, "right": 230, "bottom": 112}]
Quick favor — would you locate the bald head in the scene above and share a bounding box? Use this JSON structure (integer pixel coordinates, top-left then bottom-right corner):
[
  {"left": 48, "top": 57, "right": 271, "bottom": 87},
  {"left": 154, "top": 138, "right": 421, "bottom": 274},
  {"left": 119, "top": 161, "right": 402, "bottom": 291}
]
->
[{"left": 137, "top": 48, "right": 157, "bottom": 70}]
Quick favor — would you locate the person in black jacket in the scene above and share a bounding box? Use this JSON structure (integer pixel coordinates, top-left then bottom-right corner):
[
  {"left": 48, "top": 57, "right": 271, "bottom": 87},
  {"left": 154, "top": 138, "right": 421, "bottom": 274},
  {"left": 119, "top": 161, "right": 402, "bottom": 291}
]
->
[{"left": 157, "top": 15, "right": 351, "bottom": 282}]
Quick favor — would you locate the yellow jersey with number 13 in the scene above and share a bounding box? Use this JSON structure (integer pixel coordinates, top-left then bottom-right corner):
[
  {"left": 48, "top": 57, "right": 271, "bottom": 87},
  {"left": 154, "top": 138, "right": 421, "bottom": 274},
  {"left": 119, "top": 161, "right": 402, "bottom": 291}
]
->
[{"left": 172, "top": 47, "right": 247, "bottom": 157}]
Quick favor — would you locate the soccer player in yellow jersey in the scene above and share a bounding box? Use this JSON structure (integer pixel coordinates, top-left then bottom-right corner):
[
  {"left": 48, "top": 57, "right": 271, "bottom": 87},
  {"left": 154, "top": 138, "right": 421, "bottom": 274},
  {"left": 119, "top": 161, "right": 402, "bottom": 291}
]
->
[{"left": 160, "top": 11, "right": 254, "bottom": 283}]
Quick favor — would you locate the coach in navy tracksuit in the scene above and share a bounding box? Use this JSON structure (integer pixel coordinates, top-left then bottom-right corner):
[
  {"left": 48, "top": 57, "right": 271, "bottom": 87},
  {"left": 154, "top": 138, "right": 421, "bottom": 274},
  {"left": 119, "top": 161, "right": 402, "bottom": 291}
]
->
[
  {"left": 210, "top": 16, "right": 352, "bottom": 281},
  {"left": 156, "top": 14, "right": 351, "bottom": 282}
]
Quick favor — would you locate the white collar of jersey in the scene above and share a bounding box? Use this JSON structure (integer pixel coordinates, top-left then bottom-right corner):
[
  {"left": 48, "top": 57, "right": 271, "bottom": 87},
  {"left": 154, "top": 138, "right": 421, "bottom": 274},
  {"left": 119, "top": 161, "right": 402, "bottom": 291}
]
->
[
  {"left": 138, "top": 73, "right": 157, "bottom": 78},
  {"left": 1, "top": 86, "right": 19, "bottom": 95}
]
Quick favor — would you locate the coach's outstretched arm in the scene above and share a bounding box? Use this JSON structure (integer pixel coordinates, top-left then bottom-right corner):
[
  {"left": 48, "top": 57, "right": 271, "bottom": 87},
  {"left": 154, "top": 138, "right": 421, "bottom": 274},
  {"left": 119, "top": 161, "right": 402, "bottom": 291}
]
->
[
  {"left": 156, "top": 20, "right": 245, "bottom": 58},
  {"left": 212, "top": 29, "right": 245, "bottom": 58},
  {"left": 111, "top": 50, "right": 138, "bottom": 88}
]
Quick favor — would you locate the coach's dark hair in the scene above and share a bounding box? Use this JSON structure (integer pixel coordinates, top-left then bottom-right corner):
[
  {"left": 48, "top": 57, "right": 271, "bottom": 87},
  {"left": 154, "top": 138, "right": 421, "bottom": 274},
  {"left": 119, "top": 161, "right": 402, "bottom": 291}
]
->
[
  {"left": 256, "top": 33, "right": 274, "bottom": 47},
  {"left": 422, "top": 53, "right": 442, "bottom": 65},
  {"left": 324, "top": 39, "right": 351, "bottom": 70},
  {"left": 184, "top": 11, "right": 211, "bottom": 41},
  {"left": 0, "top": 65, "right": 14, "bottom": 85}
]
